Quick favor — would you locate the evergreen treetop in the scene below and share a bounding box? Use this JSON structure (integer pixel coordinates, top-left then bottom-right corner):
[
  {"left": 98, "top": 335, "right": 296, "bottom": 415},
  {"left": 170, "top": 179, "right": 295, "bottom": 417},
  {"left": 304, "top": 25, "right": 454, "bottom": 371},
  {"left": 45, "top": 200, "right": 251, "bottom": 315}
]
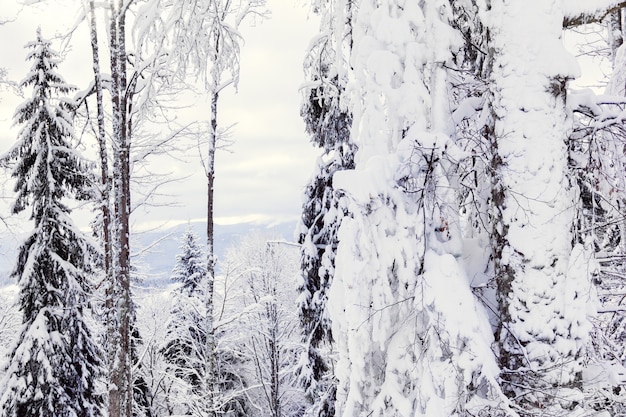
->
[
  {"left": 7, "top": 27, "right": 91, "bottom": 220},
  {"left": 171, "top": 229, "right": 206, "bottom": 294},
  {"left": 0, "top": 28, "right": 102, "bottom": 417}
]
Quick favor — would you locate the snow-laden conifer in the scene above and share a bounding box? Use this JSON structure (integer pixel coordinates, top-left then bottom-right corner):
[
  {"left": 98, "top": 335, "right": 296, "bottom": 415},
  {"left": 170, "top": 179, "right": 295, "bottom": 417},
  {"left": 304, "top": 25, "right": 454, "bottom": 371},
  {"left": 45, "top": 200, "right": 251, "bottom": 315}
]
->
[
  {"left": 296, "top": 1, "right": 355, "bottom": 415},
  {"left": 171, "top": 229, "right": 206, "bottom": 295},
  {"left": 0, "top": 28, "right": 102, "bottom": 417},
  {"left": 325, "top": 1, "right": 503, "bottom": 415},
  {"left": 162, "top": 229, "right": 249, "bottom": 416},
  {"left": 162, "top": 229, "right": 208, "bottom": 414}
]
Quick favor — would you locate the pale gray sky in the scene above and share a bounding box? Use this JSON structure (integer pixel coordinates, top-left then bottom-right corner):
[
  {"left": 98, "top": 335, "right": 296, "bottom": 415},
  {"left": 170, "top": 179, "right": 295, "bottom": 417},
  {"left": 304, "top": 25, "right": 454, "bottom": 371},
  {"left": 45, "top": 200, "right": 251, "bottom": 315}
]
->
[{"left": 0, "top": 0, "right": 320, "bottom": 234}]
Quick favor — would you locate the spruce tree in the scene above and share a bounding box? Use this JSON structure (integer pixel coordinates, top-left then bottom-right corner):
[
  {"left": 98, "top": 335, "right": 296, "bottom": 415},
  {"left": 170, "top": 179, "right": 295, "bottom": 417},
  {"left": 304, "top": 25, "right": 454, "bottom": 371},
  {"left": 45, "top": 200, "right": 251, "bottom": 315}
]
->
[
  {"left": 162, "top": 229, "right": 250, "bottom": 416},
  {"left": 171, "top": 229, "right": 206, "bottom": 295},
  {"left": 162, "top": 230, "right": 207, "bottom": 403},
  {"left": 297, "top": 3, "right": 355, "bottom": 415},
  {"left": 0, "top": 28, "right": 102, "bottom": 417},
  {"left": 317, "top": 1, "right": 505, "bottom": 415},
  {"left": 162, "top": 229, "right": 217, "bottom": 416}
]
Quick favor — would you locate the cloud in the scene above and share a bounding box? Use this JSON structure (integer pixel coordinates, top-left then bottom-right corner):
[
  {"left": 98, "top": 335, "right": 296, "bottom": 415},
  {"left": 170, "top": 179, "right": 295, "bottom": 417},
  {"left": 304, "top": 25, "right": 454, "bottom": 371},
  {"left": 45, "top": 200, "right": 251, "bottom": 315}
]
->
[{"left": 0, "top": 0, "right": 321, "bottom": 231}]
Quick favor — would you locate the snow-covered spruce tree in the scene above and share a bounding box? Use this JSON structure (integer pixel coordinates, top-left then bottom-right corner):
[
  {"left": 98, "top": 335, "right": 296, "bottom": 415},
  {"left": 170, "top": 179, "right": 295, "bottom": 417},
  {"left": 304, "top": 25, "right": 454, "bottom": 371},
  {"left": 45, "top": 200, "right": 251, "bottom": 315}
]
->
[
  {"left": 161, "top": 230, "right": 208, "bottom": 415},
  {"left": 0, "top": 28, "right": 102, "bottom": 417},
  {"left": 297, "top": 1, "right": 355, "bottom": 415},
  {"left": 170, "top": 228, "right": 206, "bottom": 295},
  {"left": 162, "top": 229, "right": 249, "bottom": 417},
  {"left": 486, "top": 1, "right": 590, "bottom": 413},
  {"left": 325, "top": 1, "right": 503, "bottom": 416}
]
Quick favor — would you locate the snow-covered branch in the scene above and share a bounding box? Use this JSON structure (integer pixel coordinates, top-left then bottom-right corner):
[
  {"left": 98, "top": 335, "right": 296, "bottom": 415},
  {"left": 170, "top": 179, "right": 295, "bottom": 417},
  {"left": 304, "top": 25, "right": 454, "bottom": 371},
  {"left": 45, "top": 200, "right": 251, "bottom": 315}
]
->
[
  {"left": 570, "top": 89, "right": 626, "bottom": 129},
  {"left": 563, "top": 1, "right": 626, "bottom": 28}
]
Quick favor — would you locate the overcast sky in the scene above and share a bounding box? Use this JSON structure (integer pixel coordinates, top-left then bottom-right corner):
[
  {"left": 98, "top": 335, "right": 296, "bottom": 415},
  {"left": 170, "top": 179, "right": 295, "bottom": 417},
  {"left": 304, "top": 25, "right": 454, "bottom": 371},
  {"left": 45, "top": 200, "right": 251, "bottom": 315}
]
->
[{"left": 0, "top": 0, "right": 321, "bottom": 235}]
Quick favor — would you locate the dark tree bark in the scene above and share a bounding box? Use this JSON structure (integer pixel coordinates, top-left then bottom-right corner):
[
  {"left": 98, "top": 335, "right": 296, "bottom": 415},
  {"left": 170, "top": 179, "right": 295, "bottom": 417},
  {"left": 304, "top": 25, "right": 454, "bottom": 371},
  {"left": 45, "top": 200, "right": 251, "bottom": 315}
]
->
[{"left": 108, "top": 1, "right": 133, "bottom": 416}]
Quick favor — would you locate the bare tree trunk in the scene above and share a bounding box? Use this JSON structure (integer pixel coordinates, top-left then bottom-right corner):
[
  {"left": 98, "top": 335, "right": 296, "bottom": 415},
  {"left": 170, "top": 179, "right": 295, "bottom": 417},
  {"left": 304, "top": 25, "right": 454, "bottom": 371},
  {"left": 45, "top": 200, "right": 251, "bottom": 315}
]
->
[
  {"left": 107, "top": 3, "right": 122, "bottom": 415},
  {"left": 607, "top": 7, "right": 624, "bottom": 63},
  {"left": 269, "top": 302, "right": 280, "bottom": 417},
  {"left": 88, "top": 0, "right": 112, "bottom": 283},
  {"left": 205, "top": 89, "right": 218, "bottom": 417},
  {"left": 207, "top": 91, "right": 217, "bottom": 277},
  {"left": 118, "top": 8, "right": 133, "bottom": 417},
  {"left": 108, "top": 0, "right": 133, "bottom": 416},
  {"left": 87, "top": 2, "right": 118, "bottom": 415}
]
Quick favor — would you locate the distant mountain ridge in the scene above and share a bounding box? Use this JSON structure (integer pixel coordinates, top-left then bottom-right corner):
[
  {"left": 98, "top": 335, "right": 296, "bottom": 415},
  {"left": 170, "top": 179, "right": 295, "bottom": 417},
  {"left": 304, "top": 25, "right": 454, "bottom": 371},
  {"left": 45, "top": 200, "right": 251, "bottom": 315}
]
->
[
  {"left": 0, "top": 219, "right": 300, "bottom": 288},
  {"left": 132, "top": 219, "right": 299, "bottom": 287}
]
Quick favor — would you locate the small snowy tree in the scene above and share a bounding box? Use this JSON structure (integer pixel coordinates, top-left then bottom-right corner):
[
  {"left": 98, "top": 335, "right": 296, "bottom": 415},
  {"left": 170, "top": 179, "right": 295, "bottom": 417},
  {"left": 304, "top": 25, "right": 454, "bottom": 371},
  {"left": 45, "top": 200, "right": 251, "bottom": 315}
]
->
[
  {"left": 0, "top": 28, "right": 102, "bottom": 417},
  {"left": 171, "top": 229, "right": 206, "bottom": 295},
  {"left": 161, "top": 230, "right": 208, "bottom": 415}
]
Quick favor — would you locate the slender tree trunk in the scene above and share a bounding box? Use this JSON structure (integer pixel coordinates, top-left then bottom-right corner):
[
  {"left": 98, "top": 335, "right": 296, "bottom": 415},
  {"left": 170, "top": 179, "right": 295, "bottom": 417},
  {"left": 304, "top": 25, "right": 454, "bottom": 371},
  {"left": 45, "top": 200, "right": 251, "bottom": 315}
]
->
[
  {"left": 207, "top": 91, "right": 217, "bottom": 278},
  {"left": 269, "top": 302, "right": 280, "bottom": 417},
  {"left": 88, "top": 0, "right": 111, "bottom": 281},
  {"left": 88, "top": 3, "right": 118, "bottom": 415},
  {"left": 118, "top": 11, "right": 133, "bottom": 413},
  {"left": 107, "top": 3, "right": 122, "bottom": 416},
  {"left": 607, "top": 8, "right": 625, "bottom": 64},
  {"left": 108, "top": 0, "right": 133, "bottom": 416},
  {"left": 118, "top": 10, "right": 133, "bottom": 417},
  {"left": 87, "top": 0, "right": 115, "bottom": 387},
  {"left": 205, "top": 89, "right": 218, "bottom": 417}
]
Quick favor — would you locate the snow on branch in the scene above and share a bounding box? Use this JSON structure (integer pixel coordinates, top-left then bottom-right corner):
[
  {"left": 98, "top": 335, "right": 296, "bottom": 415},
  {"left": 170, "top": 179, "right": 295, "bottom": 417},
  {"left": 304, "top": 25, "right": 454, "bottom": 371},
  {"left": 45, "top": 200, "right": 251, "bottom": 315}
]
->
[
  {"left": 563, "top": 1, "right": 626, "bottom": 28},
  {"left": 570, "top": 89, "right": 626, "bottom": 129}
]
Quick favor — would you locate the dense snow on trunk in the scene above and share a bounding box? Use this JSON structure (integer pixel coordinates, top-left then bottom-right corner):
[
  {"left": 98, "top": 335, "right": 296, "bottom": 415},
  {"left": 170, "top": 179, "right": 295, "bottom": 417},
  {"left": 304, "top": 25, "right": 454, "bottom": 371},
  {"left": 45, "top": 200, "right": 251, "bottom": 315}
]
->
[{"left": 487, "top": 0, "right": 590, "bottom": 413}]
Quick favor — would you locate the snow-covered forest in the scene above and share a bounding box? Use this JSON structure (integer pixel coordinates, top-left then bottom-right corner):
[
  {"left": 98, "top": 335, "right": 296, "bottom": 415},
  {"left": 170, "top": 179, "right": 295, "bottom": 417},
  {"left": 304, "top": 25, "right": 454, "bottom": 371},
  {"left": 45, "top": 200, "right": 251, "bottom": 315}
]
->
[{"left": 3, "top": 0, "right": 626, "bottom": 416}]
